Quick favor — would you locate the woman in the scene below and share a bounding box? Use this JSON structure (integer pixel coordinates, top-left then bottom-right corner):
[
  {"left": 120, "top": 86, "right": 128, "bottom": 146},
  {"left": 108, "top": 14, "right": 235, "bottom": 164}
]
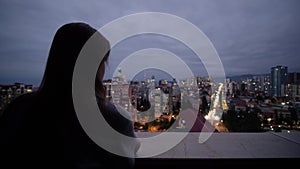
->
[{"left": 0, "top": 22, "right": 139, "bottom": 169}]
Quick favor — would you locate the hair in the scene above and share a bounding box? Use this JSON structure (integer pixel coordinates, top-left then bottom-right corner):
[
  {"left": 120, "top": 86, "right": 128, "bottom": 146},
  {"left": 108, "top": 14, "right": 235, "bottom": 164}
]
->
[{"left": 95, "top": 50, "right": 110, "bottom": 100}]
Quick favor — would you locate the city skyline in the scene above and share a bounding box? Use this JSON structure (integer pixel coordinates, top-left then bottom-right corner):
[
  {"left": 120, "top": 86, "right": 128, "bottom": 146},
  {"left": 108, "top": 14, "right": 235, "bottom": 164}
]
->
[
  {"left": 0, "top": 64, "right": 297, "bottom": 87},
  {"left": 0, "top": 0, "right": 300, "bottom": 86}
]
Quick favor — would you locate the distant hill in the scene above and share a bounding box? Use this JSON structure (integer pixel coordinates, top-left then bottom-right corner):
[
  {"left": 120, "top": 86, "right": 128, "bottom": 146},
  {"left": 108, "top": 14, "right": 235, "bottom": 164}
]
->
[{"left": 227, "top": 73, "right": 269, "bottom": 82}]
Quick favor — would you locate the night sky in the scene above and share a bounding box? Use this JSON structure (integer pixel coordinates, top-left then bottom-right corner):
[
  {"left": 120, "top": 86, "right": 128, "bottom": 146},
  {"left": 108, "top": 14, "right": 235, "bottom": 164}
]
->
[{"left": 0, "top": 0, "right": 300, "bottom": 86}]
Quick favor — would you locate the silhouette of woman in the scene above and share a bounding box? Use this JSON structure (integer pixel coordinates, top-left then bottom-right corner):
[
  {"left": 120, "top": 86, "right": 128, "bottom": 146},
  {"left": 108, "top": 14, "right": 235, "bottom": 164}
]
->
[{"left": 0, "top": 22, "right": 139, "bottom": 169}]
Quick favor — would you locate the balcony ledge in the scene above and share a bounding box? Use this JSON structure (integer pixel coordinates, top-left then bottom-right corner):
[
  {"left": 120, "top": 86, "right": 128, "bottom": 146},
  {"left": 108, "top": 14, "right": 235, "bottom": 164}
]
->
[{"left": 134, "top": 130, "right": 300, "bottom": 168}]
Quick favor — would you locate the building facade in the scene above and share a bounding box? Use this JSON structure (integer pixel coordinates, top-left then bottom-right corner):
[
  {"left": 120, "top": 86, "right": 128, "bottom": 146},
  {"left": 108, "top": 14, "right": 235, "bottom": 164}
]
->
[{"left": 270, "top": 65, "right": 288, "bottom": 97}]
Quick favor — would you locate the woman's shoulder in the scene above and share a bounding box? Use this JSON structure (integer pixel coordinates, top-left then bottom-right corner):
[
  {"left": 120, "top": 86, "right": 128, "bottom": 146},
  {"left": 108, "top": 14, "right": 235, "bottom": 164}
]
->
[
  {"left": 97, "top": 98, "right": 135, "bottom": 136},
  {"left": 98, "top": 98, "right": 131, "bottom": 119},
  {"left": 0, "top": 92, "right": 38, "bottom": 120},
  {"left": 12, "top": 92, "right": 37, "bottom": 103},
  {"left": 8, "top": 92, "right": 37, "bottom": 107}
]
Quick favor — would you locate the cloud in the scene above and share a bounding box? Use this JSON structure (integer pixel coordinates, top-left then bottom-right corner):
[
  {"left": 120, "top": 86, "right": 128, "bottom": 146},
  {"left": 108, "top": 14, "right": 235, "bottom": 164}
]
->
[{"left": 0, "top": 0, "right": 300, "bottom": 85}]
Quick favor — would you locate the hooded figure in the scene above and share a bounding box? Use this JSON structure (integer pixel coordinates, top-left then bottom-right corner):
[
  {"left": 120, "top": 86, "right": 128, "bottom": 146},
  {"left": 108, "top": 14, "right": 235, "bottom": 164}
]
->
[{"left": 0, "top": 22, "right": 139, "bottom": 169}]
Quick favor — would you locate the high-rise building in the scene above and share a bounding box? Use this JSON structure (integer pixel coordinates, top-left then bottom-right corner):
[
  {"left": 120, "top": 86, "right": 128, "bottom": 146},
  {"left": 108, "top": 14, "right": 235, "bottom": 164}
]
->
[
  {"left": 281, "top": 72, "right": 300, "bottom": 100},
  {"left": 288, "top": 72, "right": 300, "bottom": 84},
  {"left": 270, "top": 65, "right": 288, "bottom": 97}
]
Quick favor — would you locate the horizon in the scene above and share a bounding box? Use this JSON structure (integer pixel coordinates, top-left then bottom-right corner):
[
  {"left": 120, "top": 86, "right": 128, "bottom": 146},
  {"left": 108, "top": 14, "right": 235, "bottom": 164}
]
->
[{"left": 0, "top": 66, "right": 296, "bottom": 87}]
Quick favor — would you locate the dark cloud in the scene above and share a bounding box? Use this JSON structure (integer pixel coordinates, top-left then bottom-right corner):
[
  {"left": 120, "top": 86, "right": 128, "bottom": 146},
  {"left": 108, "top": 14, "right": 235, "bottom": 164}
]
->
[{"left": 0, "top": 0, "right": 299, "bottom": 85}]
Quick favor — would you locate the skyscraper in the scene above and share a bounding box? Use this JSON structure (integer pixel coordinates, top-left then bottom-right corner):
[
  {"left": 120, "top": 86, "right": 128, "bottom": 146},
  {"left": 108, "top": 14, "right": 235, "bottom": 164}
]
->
[{"left": 270, "top": 65, "right": 288, "bottom": 97}]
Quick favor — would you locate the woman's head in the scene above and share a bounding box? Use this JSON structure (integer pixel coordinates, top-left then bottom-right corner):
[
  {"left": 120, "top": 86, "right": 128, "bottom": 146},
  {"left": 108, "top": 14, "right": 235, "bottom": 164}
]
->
[{"left": 40, "top": 22, "right": 110, "bottom": 99}]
